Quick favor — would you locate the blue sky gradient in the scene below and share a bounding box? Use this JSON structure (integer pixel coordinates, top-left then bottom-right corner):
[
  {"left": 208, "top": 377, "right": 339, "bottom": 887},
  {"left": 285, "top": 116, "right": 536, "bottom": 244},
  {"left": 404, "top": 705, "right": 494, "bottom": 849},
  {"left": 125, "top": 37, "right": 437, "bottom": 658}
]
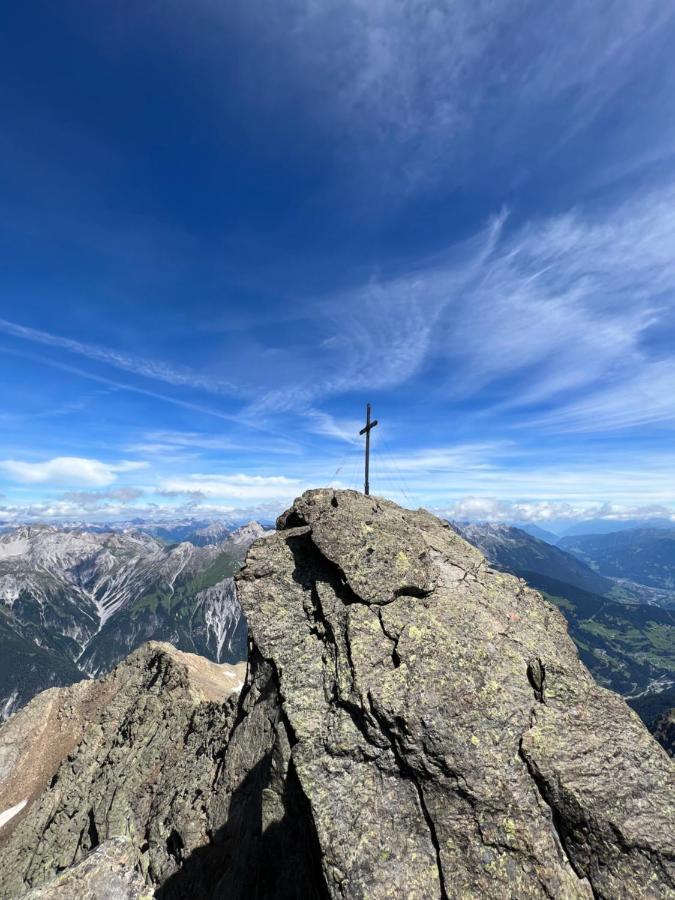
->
[{"left": 2, "top": 1, "right": 675, "bottom": 523}]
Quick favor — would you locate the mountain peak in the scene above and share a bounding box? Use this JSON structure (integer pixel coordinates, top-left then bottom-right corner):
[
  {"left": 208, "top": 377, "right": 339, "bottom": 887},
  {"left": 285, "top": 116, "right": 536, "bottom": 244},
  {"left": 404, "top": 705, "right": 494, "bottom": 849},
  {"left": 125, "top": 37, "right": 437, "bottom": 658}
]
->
[
  {"left": 0, "top": 489, "right": 672, "bottom": 898},
  {"left": 237, "top": 489, "right": 674, "bottom": 898}
]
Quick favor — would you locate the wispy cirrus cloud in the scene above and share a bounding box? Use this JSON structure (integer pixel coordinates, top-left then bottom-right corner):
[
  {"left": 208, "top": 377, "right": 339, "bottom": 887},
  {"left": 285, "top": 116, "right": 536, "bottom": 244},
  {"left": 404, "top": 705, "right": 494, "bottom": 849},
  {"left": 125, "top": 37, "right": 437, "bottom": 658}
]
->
[
  {"left": 437, "top": 191, "right": 675, "bottom": 416},
  {"left": 249, "top": 212, "right": 506, "bottom": 414},
  {"left": 0, "top": 317, "right": 239, "bottom": 396},
  {"left": 530, "top": 361, "right": 675, "bottom": 432},
  {"left": 193, "top": 0, "right": 675, "bottom": 193},
  {"left": 0, "top": 346, "right": 252, "bottom": 428},
  {"left": 8, "top": 177, "right": 675, "bottom": 443},
  {"left": 263, "top": 182, "right": 675, "bottom": 431}
]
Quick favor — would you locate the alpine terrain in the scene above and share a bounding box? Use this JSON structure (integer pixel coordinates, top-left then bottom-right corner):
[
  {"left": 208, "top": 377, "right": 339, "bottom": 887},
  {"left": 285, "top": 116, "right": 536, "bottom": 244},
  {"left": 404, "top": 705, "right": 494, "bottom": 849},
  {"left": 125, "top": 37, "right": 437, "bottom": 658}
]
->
[
  {"left": 0, "top": 490, "right": 672, "bottom": 898},
  {"left": 453, "top": 523, "right": 675, "bottom": 751},
  {"left": 0, "top": 522, "right": 266, "bottom": 718},
  {"left": 559, "top": 527, "right": 675, "bottom": 595}
]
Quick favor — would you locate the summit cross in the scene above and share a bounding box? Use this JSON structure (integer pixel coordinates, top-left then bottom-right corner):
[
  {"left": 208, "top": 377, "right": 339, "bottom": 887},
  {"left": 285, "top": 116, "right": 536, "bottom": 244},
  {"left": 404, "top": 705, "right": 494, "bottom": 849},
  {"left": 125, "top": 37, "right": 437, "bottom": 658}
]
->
[{"left": 359, "top": 403, "right": 378, "bottom": 496}]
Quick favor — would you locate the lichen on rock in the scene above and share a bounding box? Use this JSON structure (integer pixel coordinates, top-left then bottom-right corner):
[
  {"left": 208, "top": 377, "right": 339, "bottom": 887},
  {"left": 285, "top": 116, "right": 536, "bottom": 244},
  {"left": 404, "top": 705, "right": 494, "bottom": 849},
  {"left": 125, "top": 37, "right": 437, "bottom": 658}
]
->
[
  {"left": 0, "top": 489, "right": 673, "bottom": 899},
  {"left": 232, "top": 489, "right": 674, "bottom": 899},
  {"left": 0, "top": 644, "right": 243, "bottom": 898}
]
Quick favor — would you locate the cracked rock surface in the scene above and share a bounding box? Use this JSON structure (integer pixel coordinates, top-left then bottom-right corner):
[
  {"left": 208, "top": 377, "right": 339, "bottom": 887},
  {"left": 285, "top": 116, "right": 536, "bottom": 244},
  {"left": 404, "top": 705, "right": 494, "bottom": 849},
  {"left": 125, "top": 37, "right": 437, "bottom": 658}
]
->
[
  {"left": 232, "top": 489, "right": 674, "bottom": 899},
  {"left": 23, "top": 837, "right": 151, "bottom": 899},
  {"left": 0, "top": 644, "right": 243, "bottom": 898},
  {"left": 0, "top": 489, "right": 672, "bottom": 899}
]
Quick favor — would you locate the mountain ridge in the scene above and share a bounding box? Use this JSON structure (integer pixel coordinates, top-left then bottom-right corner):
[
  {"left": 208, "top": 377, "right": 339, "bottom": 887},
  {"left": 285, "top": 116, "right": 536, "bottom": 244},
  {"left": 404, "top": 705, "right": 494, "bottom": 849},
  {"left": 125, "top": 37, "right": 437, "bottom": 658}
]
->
[
  {"left": 0, "top": 490, "right": 673, "bottom": 898},
  {"left": 0, "top": 523, "right": 260, "bottom": 717}
]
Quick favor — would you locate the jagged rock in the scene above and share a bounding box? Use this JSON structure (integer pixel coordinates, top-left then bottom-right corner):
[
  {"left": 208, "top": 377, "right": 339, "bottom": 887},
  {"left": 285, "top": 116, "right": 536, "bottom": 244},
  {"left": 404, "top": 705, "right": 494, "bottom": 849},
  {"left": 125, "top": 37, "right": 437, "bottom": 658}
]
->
[
  {"left": 0, "top": 643, "right": 244, "bottom": 897},
  {"left": 654, "top": 708, "right": 675, "bottom": 756},
  {"left": 224, "top": 490, "right": 673, "bottom": 899},
  {"left": 1, "top": 490, "right": 673, "bottom": 899},
  {"left": 228, "top": 522, "right": 272, "bottom": 546},
  {"left": 23, "top": 837, "right": 150, "bottom": 899}
]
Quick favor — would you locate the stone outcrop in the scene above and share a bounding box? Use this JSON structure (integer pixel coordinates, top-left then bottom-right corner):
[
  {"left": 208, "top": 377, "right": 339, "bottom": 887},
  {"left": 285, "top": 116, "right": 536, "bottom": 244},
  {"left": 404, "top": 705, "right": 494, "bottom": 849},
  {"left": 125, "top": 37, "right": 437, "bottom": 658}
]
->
[
  {"left": 23, "top": 838, "right": 150, "bottom": 900},
  {"left": 0, "top": 644, "right": 244, "bottom": 897},
  {"left": 654, "top": 707, "right": 675, "bottom": 757},
  {"left": 226, "top": 490, "right": 674, "bottom": 899},
  {"left": 0, "top": 489, "right": 673, "bottom": 899}
]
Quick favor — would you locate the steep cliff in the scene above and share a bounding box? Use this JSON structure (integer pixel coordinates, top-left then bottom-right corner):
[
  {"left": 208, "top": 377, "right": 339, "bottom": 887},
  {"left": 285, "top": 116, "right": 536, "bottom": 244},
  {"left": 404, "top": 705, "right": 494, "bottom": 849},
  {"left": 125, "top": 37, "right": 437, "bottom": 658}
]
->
[
  {"left": 0, "top": 490, "right": 673, "bottom": 899},
  {"left": 227, "top": 490, "right": 674, "bottom": 898},
  {"left": 0, "top": 643, "right": 244, "bottom": 897}
]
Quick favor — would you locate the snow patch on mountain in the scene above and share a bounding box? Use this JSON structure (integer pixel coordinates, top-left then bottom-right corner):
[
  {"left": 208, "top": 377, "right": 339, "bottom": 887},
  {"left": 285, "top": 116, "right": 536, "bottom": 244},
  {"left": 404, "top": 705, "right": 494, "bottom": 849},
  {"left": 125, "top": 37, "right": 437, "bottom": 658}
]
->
[
  {"left": 1, "top": 691, "right": 19, "bottom": 721},
  {"left": 0, "top": 538, "right": 30, "bottom": 561},
  {"left": 0, "top": 799, "right": 27, "bottom": 830},
  {"left": 199, "top": 578, "right": 243, "bottom": 663}
]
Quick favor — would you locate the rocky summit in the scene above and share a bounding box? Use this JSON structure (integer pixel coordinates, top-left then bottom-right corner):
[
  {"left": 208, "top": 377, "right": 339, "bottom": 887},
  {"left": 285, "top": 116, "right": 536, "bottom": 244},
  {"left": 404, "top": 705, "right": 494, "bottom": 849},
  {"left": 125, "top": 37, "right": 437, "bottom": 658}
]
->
[{"left": 0, "top": 489, "right": 673, "bottom": 899}]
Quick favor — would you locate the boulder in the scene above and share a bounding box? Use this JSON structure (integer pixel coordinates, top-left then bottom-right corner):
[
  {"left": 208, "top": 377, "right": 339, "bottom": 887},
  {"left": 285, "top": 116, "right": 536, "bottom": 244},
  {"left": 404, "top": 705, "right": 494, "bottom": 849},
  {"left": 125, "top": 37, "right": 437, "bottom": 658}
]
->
[{"left": 229, "top": 489, "right": 674, "bottom": 898}]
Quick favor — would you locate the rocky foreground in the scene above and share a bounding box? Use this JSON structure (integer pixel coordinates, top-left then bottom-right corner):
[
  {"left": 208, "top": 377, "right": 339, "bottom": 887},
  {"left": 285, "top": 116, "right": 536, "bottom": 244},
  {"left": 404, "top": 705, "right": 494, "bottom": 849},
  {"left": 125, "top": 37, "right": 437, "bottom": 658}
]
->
[{"left": 0, "top": 489, "right": 673, "bottom": 898}]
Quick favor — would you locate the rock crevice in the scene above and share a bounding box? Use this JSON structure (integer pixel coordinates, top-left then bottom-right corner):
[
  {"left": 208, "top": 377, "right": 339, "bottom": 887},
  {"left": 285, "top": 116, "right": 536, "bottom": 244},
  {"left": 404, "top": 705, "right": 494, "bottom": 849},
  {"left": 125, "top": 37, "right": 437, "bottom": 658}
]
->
[
  {"left": 232, "top": 490, "right": 674, "bottom": 899},
  {"left": 0, "top": 489, "right": 673, "bottom": 899}
]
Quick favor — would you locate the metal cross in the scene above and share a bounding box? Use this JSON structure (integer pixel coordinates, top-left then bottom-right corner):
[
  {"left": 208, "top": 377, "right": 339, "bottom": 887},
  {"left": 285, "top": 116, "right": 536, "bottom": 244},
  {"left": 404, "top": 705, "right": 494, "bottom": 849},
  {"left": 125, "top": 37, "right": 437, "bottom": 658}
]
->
[{"left": 359, "top": 403, "right": 378, "bottom": 496}]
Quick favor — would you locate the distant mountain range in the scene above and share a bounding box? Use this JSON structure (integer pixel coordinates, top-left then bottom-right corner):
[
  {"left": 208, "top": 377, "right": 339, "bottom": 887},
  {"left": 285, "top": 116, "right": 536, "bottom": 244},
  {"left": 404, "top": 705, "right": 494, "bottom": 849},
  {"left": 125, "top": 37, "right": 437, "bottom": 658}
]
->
[
  {"left": 453, "top": 522, "right": 675, "bottom": 750},
  {"left": 557, "top": 517, "right": 675, "bottom": 537},
  {"left": 0, "top": 522, "right": 268, "bottom": 718},
  {"left": 514, "top": 523, "right": 560, "bottom": 544},
  {"left": 0, "top": 517, "right": 275, "bottom": 543},
  {"left": 559, "top": 528, "right": 675, "bottom": 591},
  {"left": 455, "top": 522, "right": 616, "bottom": 594},
  {"left": 506, "top": 516, "right": 675, "bottom": 539}
]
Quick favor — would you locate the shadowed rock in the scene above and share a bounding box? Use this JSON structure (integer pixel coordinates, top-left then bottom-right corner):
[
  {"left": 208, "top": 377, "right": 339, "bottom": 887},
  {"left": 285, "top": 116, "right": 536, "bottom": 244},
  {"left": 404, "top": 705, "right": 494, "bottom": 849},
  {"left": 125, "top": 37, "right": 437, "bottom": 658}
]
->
[
  {"left": 0, "top": 490, "right": 673, "bottom": 899},
  {"left": 0, "top": 644, "right": 244, "bottom": 897},
  {"left": 231, "top": 489, "right": 674, "bottom": 899}
]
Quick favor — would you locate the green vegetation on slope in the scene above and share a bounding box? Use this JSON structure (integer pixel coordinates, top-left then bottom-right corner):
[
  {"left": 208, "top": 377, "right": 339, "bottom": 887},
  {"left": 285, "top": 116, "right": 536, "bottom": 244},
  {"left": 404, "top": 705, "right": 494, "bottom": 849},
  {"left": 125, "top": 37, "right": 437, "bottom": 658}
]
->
[
  {"left": 559, "top": 528, "right": 675, "bottom": 591},
  {"left": 520, "top": 570, "right": 675, "bottom": 735},
  {"left": 78, "top": 547, "right": 247, "bottom": 676},
  {"left": 0, "top": 607, "right": 84, "bottom": 715}
]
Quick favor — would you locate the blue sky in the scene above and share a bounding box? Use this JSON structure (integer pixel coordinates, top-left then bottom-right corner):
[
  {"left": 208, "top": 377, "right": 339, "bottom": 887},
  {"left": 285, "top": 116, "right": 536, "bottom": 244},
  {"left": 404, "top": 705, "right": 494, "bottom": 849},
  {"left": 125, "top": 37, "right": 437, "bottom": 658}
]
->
[{"left": 2, "top": 1, "right": 675, "bottom": 524}]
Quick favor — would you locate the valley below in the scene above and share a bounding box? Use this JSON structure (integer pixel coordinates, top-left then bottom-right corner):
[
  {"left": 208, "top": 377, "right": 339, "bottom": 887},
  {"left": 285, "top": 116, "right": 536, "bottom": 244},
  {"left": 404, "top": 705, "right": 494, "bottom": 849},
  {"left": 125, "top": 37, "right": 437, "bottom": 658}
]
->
[
  {"left": 0, "top": 490, "right": 672, "bottom": 900},
  {"left": 0, "top": 522, "right": 264, "bottom": 718},
  {"left": 1, "top": 512, "right": 673, "bottom": 758}
]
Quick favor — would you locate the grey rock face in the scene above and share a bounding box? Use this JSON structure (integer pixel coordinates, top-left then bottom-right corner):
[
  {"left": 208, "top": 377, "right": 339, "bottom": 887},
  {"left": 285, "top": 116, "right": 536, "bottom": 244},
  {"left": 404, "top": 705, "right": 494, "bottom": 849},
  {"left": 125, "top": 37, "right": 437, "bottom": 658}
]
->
[
  {"left": 228, "top": 490, "right": 674, "bottom": 899},
  {"left": 0, "top": 644, "right": 244, "bottom": 898},
  {"left": 1, "top": 490, "right": 673, "bottom": 899},
  {"left": 23, "top": 837, "right": 151, "bottom": 900}
]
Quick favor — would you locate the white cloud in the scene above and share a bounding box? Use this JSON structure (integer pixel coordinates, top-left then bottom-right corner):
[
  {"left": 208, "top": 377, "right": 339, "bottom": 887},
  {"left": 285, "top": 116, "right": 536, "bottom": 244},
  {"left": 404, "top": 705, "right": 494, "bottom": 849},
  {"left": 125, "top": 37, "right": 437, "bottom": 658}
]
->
[
  {"left": 0, "top": 457, "right": 147, "bottom": 487},
  {"left": 159, "top": 473, "right": 304, "bottom": 502},
  {"left": 60, "top": 488, "right": 144, "bottom": 506},
  {"left": 437, "top": 496, "right": 675, "bottom": 525}
]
